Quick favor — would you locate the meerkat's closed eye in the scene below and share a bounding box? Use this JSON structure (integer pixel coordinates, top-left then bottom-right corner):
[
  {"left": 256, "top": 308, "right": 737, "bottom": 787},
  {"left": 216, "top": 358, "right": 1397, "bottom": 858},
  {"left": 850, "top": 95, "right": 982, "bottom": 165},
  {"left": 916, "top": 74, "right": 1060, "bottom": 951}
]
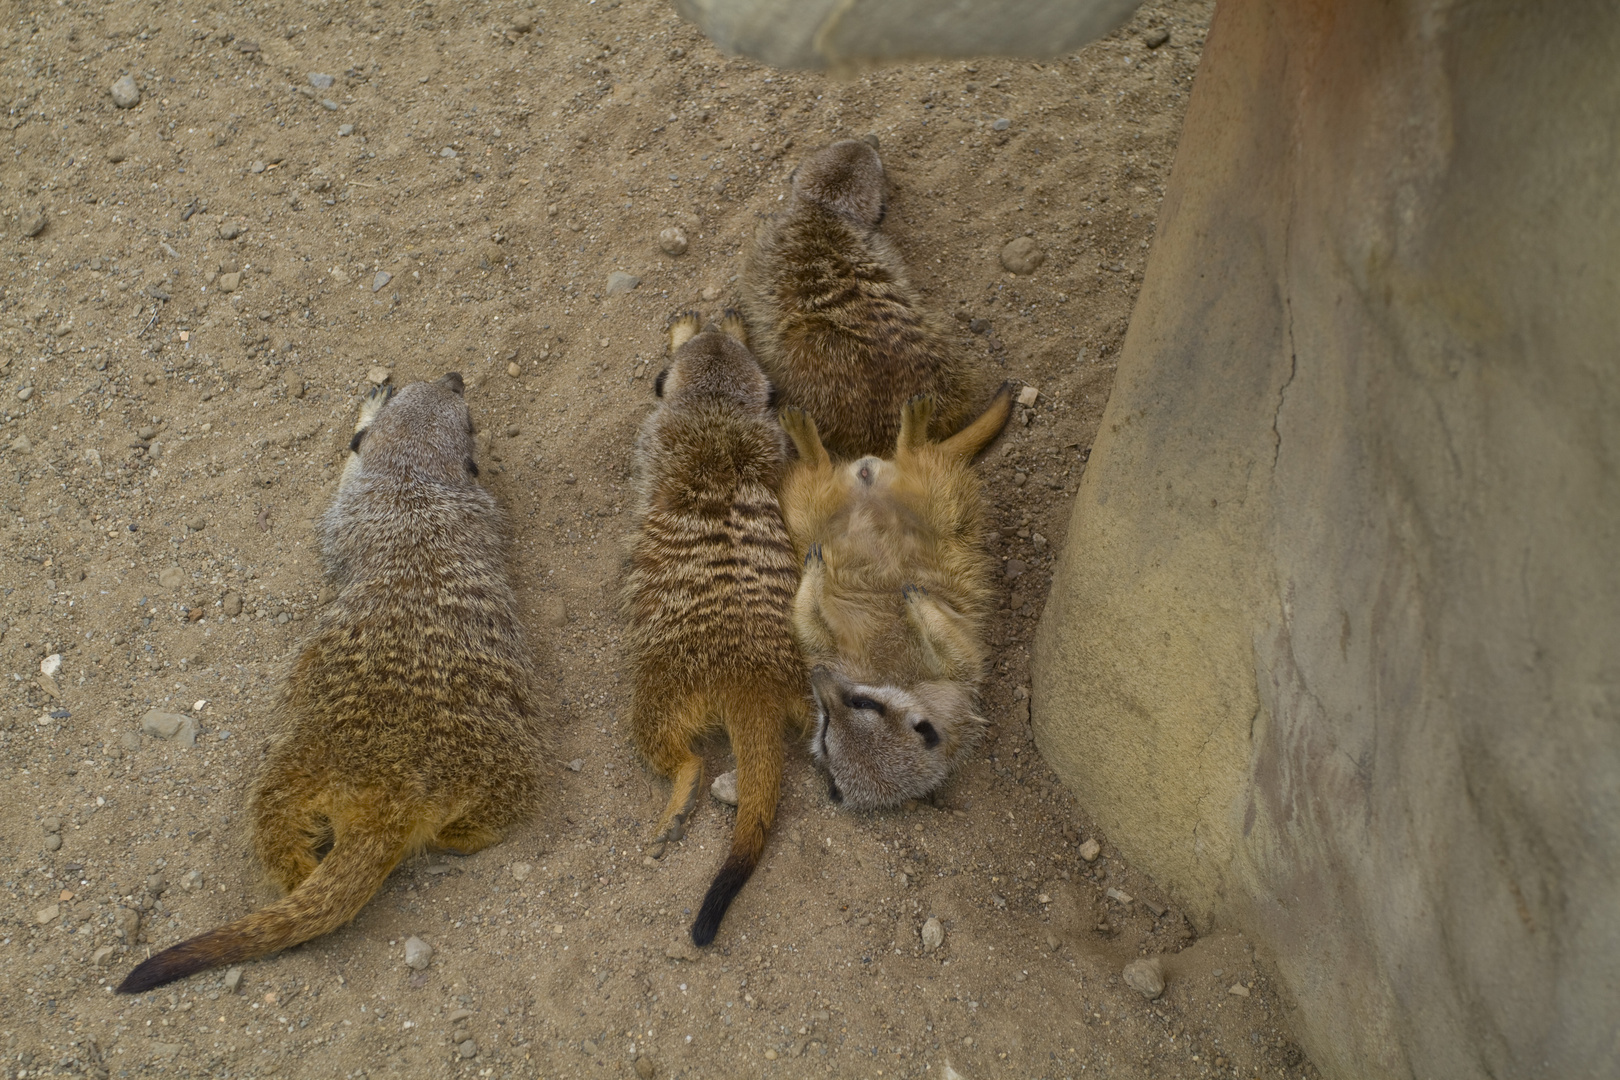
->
[
  {"left": 846, "top": 695, "right": 886, "bottom": 714},
  {"left": 913, "top": 720, "right": 940, "bottom": 748},
  {"left": 654, "top": 368, "right": 669, "bottom": 398}
]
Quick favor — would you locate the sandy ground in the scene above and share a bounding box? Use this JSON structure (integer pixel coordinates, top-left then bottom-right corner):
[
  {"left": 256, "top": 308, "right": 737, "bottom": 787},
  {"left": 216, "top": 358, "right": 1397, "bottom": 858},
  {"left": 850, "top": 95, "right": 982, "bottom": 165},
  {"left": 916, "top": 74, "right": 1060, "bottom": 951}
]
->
[{"left": 0, "top": 1, "right": 1323, "bottom": 1078}]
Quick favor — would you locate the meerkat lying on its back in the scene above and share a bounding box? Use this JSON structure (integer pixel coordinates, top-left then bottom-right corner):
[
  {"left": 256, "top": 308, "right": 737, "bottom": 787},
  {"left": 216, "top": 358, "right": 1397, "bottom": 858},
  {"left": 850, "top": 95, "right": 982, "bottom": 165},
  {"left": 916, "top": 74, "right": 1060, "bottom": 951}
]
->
[
  {"left": 780, "top": 385, "right": 1012, "bottom": 810},
  {"left": 120, "top": 374, "right": 548, "bottom": 993},
  {"left": 741, "top": 138, "right": 986, "bottom": 459},
  {"left": 624, "top": 312, "right": 808, "bottom": 947}
]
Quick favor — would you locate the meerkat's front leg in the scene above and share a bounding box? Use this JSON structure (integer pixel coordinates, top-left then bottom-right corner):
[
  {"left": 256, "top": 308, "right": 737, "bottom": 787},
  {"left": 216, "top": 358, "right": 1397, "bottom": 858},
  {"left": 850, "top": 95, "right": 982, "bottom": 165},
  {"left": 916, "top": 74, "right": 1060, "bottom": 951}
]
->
[
  {"left": 897, "top": 394, "right": 936, "bottom": 456},
  {"left": 792, "top": 544, "right": 840, "bottom": 663},
  {"left": 903, "top": 584, "right": 982, "bottom": 682},
  {"left": 779, "top": 406, "right": 830, "bottom": 468}
]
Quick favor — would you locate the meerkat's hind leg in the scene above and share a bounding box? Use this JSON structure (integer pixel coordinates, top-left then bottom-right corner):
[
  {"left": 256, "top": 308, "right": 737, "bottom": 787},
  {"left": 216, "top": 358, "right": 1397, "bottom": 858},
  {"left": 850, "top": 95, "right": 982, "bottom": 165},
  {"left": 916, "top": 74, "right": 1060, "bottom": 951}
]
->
[
  {"left": 639, "top": 693, "right": 709, "bottom": 849},
  {"left": 897, "top": 394, "right": 936, "bottom": 455},
  {"left": 720, "top": 308, "right": 749, "bottom": 346},
  {"left": 668, "top": 310, "right": 702, "bottom": 352},
  {"left": 434, "top": 813, "right": 504, "bottom": 857},
  {"left": 780, "top": 407, "right": 831, "bottom": 467}
]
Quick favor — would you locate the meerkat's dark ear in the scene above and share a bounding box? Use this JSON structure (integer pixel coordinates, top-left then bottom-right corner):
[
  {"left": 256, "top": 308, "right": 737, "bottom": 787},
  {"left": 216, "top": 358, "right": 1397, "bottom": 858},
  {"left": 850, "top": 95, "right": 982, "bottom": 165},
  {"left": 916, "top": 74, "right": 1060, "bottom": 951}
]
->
[
  {"left": 913, "top": 719, "right": 940, "bottom": 749},
  {"left": 466, "top": 458, "right": 479, "bottom": 477},
  {"left": 439, "top": 372, "right": 465, "bottom": 395},
  {"left": 654, "top": 368, "right": 669, "bottom": 398},
  {"left": 349, "top": 430, "right": 366, "bottom": 453}
]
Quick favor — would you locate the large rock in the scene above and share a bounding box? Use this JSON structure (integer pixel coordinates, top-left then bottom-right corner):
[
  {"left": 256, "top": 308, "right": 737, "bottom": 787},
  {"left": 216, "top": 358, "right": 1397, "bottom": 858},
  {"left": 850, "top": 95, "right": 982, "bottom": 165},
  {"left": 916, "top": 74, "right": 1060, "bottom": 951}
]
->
[
  {"left": 673, "top": 0, "right": 1141, "bottom": 69},
  {"left": 1033, "top": 2, "right": 1620, "bottom": 1078}
]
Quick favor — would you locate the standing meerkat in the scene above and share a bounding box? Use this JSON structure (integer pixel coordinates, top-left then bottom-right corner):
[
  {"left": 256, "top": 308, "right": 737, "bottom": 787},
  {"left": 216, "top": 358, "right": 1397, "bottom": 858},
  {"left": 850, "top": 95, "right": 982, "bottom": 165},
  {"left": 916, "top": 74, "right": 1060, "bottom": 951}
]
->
[
  {"left": 741, "top": 138, "right": 987, "bottom": 459},
  {"left": 624, "top": 312, "right": 807, "bottom": 947},
  {"left": 779, "top": 385, "right": 1011, "bottom": 810},
  {"left": 119, "top": 374, "right": 547, "bottom": 993}
]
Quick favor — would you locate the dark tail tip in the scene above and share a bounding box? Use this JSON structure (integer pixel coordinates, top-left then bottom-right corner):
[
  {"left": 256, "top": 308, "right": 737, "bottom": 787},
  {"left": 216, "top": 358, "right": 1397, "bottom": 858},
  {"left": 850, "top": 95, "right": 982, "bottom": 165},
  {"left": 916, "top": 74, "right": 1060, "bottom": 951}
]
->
[
  {"left": 690, "top": 853, "right": 758, "bottom": 947},
  {"left": 116, "top": 936, "right": 225, "bottom": 994}
]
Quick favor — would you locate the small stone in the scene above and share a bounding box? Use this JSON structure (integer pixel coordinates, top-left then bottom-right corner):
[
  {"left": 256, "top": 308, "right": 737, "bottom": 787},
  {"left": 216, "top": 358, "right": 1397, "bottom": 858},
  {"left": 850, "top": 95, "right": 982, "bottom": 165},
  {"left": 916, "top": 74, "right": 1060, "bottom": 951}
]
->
[
  {"left": 338, "top": 123, "right": 355, "bottom": 137},
  {"left": 764, "top": 1048, "right": 778, "bottom": 1060},
  {"left": 36, "top": 904, "right": 60, "bottom": 925},
  {"left": 1045, "top": 932, "right": 1061, "bottom": 951},
  {"left": 1144, "top": 28, "right": 1171, "bottom": 48},
  {"left": 1106, "top": 886, "right": 1134, "bottom": 905},
  {"left": 115, "top": 907, "right": 140, "bottom": 940},
  {"left": 447, "top": 1009, "right": 472, "bottom": 1024},
  {"left": 504, "top": 424, "right": 521, "bottom": 437},
  {"left": 1000, "top": 236, "right": 1046, "bottom": 275},
  {"left": 1004, "top": 559, "right": 1028, "bottom": 580},
  {"left": 664, "top": 941, "right": 700, "bottom": 961},
  {"left": 1012, "top": 471, "right": 1028, "bottom": 487},
  {"left": 223, "top": 593, "right": 243, "bottom": 617},
  {"left": 1079, "top": 838, "right": 1101, "bottom": 861},
  {"left": 507, "top": 362, "right": 523, "bottom": 378},
  {"left": 223, "top": 966, "right": 243, "bottom": 993},
  {"left": 93, "top": 945, "right": 117, "bottom": 967},
  {"left": 218, "top": 221, "right": 243, "bottom": 240},
  {"left": 160, "top": 566, "right": 186, "bottom": 590},
  {"left": 9, "top": 433, "right": 32, "bottom": 453},
  {"left": 458, "top": 1039, "right": 478, "bottom": 1058},
  {"left": 991, "top": 117, "right": 1011, "bottom": 131},
  {"left": 308, "top": 72, "right": 335, "bottom": 89},
  {"left": 606, "top": 271, "right": 641, "bottom": 296},
  {"left": 403, "top": 935, "right": 433, "bottom": 970},
  {"left": 510, "top": 862, "right": 532, "bottom": 882},
  {"left": 187, "top": 516, "right": 207, "bottom": 532},
  {"left": 372, "top": 271, "right": 392, "bottom": 292},
  {"left": 921, "top": 916, "right": 945, "bottom": 951},
  {"left": 141, "top": 710, "right": 199, "bottom": 747},
  {"left": 566, "top": 758, "right": 584, "bottom": 772},
  {"left": 44, "top": 834, "right": 62, "bottom": 852},
  {"left": 42, "top": 817, "right": 61, "bottom": 832},
  {"left": 367, "top": 366, "right": 391, "bottom": 386},
  {"left": 217, "top": 272, "right": 241, "bottom": 292},
  {"left": 512, "top": 12, "right": 536, "bottom": 32},
  {"left": 440, "top": 146, "right": 458, "bottom": 159},
  {"left": 710, "top": 770, "right": 739, "bottom": 806},
  {"left": 40, "top": 654, "right": 62, "bottom": 678},
  {"left": 249, "top": 160, "right": 266, "bottom": 174},
  {"left": 701, "top": 286, "right": 722, "bottom": 302},
  {"left": 148, "top": 440, "right": 164, "bottom": 460},
  {"left": 21, "top": 211, "right": 47, "bottom": 238},
  {"left": 111, "top": 75, "right": 141, "bottom": 109},
  {"left": 581, "top": 1040, "right": 599, "bottom": 1056},
  {"left": 658, "top": 227, "right": 689, "bottom": 256},
  {"left": 1143, "top": 897, "right": 1168, "bottom": 917},
  {"left": 1229, "top": 983, "right": 1251, "bottom": 997},
  {"left": 1123, "top": 958, "right": 1165, "bottom": 1000},
  {"left": 146, "top": 873, "right": 169, "bottom": 896},
  {"left": 634, "top": 1056, "right": 656, "bottom": 1079},
  {"left": 1017, "top": 385, "right": 1040, "bottom": 407}
]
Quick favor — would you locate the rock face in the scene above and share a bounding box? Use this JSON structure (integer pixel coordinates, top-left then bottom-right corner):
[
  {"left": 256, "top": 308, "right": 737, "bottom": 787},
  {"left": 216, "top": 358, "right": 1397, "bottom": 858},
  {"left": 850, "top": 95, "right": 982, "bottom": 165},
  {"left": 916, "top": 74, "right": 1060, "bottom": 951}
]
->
[
  {"left": 1032, "top": 2, "right": 1620, "bottom": 1079},
  {"left": 673, "top": 0, "right": 1141, "bottom": 69}
]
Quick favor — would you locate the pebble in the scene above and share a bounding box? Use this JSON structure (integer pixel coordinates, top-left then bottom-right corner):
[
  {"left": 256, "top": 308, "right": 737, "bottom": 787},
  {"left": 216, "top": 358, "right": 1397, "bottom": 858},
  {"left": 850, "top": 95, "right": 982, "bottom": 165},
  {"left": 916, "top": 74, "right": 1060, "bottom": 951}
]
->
[
  {"left": 764, "top": 1049, "right": 778, "bottom": 1060},
  {"left": 338, "top": 123, "right": 355, "bottom": 137},
  {"left": 582, "top": 1040, "right": 599, "bottom": 1056},
  {"left": 1004, "top": 559, "right": 1028, "bottom": 580},
  {"left": 45, "top": 833, "right": 63, "bottom": 852},
  {"left": 1078, "top": 838, "right": 1101, "bottom": 861},
  {"left": 1229, "top": 983, "right": 1251, "bottom": 997},
  {"left": 1123, "top": 958, "right": 1165, "bottom": 999},
  {"left": 440, "top": 147, "right": 457, "bottom": 159},
  {"left": 447, "top": 1009, "right": 472, "bottom": 1024},
  {"left": 403, "top": 935, "right": 433, "bottom": 970},
  {"left": 457, "top": 1039, "right": 478, "bottom": 1059},
  {"left": 606, "top": 271, "right": 641, "bottom": 296},
  {"left": 921, "top": 916, "right": 945, "bottom": 950},
  {"left": 710, "top": 770, "right": 739, "bottom": 806},
  {"left": 308, "top": 72, "right": 335, "bottom": 89},
  {"left": 115, "top": 907, "right": 141, "bottom": 941},
  {"left": 1144, "top": 28, "right": 1171, "bottom": 48},
  {"left": 187, "top": 516, "right": 207, "bottom": 531},
  {"left": 505, "top": 424, "right": 521, "bottom": 437},
  {"left": 512, "top": 12, "right": 536, "bottom": 33},
  {"left": 36, "top": 904, "right": 61, "bottom": 925},
  {"left": 21, "top": 211, "right": 47, "bottom": 238},
  {"left": 218, "top": 222, "right": 243, "bottom": 240},
  {"left": 1000, "top": 236, "right": 1046, "bottom": 275},
  {"left": 634, "top": 1056, "right": 656, "bottom": 1079},
  {"left": 701, "top": 286, "right": 722, "bottom": 302},
  {"left": 566, "top": 758, "right": 584, "bottom": 772},
  {"left": 658, "top": 227, "right": 689, "bottom": 256},
  {"left": 93, "top": 945, "right": 117, "bottom": 967},
  {"left": 140, "top": 709, "right": 199, "bottom": 747},
  {"left": 249, "top": 161, "right": 266, "bottom": 174},
  {"left": 992, "top": 117, "right": 1011, "bottom": 131},
  {"left": 507, "top": 362, "right": 523, "bottom": 378},
  {"left": 367, "top": 366, "right": 391, "bottom": 385},
  {"left": 223, "top": 593, "right": 243, "bottom": 617},
  {"left": 1017, "top": 385, "right": 1040, "bottom": 407},
  {"left": 511, "top": 862, "right": 532, "bottom": 882},
  {"left": 372, "top": 271, "right": 392, "bottom": 292},
  {"left": 1045, "top": 932, "right": 1061, "bottom": 951},
  {"left": 111, "top": 74, "right": 141, "bottom": 109},
  {"left": 664, "top": 941, "right": 700, "bottom": 961},
  {"left": 217, "top": 272, "right": 241, "bottom": 292},
  {"left": 40, "top": 654, "right": 62, "bottom": 678},
  {"left": 9, "top": 434, "right": 32, "bottom": 453},
  {"left": 1012, "top": 472, "right": 1028, "bottom": 487},
  {"left": 224, "top": 966, "right": 243, "bottom": 993},
  {"left": 159, "top": 566, "right": 185, "bottom": 590},
  {"left": 1106, "top": 886, "right": 1134, "bottom": 905},
  {"left": 42, "top": 817, "right": 60, "bottom": 832}
]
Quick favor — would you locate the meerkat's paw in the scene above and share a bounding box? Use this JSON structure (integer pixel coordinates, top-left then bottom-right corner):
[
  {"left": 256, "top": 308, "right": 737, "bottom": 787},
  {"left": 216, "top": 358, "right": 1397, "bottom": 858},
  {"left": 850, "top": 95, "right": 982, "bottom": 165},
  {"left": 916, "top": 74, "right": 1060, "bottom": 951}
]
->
[
  {"left": 780, "top": 407, "right": 829, "bottom": 464},
  {"left": 668, "top": 310, "right": 702, "bottom": 352},
  {"left": 355, "top": 384, "right": 395, "bottom": 431},
  {"left": 720, "top": 308, "right": 749, "bottom": 346},
  {"left": 898, "top": 394, "right": 936, "bottom": 452},
  {"left": 805, "top": 543, "right": 824, "bottom": 568},
  {"left": 902, "top": 583, "right": 929, "bottom": 601}
]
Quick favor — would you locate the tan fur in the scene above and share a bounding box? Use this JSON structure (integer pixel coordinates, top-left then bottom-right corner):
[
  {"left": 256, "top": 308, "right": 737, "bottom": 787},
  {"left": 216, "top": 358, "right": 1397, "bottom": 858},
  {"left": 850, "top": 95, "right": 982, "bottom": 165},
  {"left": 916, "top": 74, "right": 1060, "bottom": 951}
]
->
[
  {"left": 624, "top": 313, "right": 808, "bottom": 946},
  {"left": 780, "top": 386, "right": 1012, "bottom": 810},
  {"left": 118, "top": 374, "right": 547, "bottom": 993},
  {"left": 741, "top": 139, "right": 987, "bottom": 459}
]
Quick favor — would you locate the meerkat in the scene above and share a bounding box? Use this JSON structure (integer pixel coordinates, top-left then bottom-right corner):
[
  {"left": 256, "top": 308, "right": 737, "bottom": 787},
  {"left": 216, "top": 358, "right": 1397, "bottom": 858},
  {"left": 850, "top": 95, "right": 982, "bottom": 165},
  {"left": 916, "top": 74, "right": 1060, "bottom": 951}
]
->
[
  {"left": 740, "top": 138, "right": 987, "bottom": 459},
  {"left": 118, "top": 374, "right": 547, "bottom": 993},
  {"left": 778, "top": 384, "right": 1012, "bottom": 810},
  {"left": 624, "top": 311, "right": 808, "bottom": 947}
]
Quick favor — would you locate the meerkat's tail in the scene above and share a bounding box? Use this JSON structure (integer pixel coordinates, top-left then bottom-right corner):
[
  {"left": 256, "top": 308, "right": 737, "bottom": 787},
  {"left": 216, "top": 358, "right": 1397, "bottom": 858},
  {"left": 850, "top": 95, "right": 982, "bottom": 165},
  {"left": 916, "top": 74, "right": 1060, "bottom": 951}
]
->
[
  {"left": 117, "top": 810, "right": 410, "bottom": 994},
  {"left": 692, "top": 692, "right": 786, "bottom": 947},
  {"left": 938, "top": 382, "right": 1013, "bottom": 461}
]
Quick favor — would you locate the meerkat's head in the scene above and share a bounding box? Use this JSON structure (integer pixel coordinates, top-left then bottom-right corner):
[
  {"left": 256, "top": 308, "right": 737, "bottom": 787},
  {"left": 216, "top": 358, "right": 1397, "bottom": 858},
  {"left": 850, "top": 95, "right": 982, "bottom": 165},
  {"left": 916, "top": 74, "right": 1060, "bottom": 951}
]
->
[
  {"left": 791, "top": 139, "right": 886, "bottom": 227},
  {"left": 350, "top": 372, "right": 480, "bottom": 485},
  {"left": 808, "top": 665, "right": 982, "bottom": 810},
  {"left": 654, "top": 311, "right": 775, "bottom": 413}
]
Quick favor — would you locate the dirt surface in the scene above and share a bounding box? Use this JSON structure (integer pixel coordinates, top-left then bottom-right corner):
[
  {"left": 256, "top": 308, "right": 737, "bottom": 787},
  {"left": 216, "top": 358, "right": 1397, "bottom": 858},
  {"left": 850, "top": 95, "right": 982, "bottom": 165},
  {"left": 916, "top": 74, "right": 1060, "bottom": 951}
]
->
[{"left": 0, "top": 1, "right": 1322, "bottom": 1078}]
